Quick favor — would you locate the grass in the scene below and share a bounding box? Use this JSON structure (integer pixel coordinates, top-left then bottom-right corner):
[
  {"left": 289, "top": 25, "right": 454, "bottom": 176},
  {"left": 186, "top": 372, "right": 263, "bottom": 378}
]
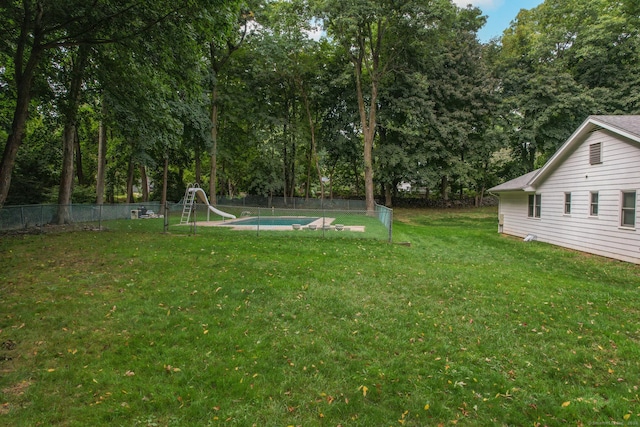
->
[{"left": 1, "top": 207, "right": 640, "bottom": 426}]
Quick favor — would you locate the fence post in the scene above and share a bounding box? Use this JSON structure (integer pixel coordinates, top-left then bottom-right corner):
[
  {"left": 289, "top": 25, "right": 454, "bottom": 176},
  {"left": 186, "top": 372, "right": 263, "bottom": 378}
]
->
[
  {"left": 191, "top": 201, "right": 197, "bottom": 235},
  {"left": 257, "top": 207, "right": 260, "bottom": 237}
]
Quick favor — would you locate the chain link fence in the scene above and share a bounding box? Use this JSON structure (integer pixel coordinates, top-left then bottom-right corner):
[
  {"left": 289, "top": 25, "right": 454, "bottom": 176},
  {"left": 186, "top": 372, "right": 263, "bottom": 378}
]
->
[
  {"left": 0, "top": 202, "right": 158, "bottom": 230},
  {"left": 1, "top": 201, "right": 393, "bottom": 242},
  {"left": 213, "top": 195, "right": 367, "bottom": 210},
  {"left": 177, "top": 203, "right": 392, "bottom": 242}
]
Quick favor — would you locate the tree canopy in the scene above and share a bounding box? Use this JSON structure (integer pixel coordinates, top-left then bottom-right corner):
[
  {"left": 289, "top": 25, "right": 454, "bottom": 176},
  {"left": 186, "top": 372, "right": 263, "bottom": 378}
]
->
[{"left": 1, "top": 0, "right": 638, "bottom": 208}]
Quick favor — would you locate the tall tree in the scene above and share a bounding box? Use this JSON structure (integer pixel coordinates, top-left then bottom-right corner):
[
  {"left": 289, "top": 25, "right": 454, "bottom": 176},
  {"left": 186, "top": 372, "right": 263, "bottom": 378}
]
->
[
  {"left": 54, "top": 45, "right": 90, "bottom": 223},
  {"left": 320, "top": 0, "right": 455, "bottom": 212},
  {"left": 205, "top": 4, "right": 252, "bottom": 203},
  {"left": 0, "top": 0, "right": 221, "bottom": 207}
]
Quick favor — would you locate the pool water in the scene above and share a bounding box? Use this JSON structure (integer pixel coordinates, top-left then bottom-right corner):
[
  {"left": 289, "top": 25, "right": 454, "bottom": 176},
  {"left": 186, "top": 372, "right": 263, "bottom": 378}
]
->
[{"left": 230, "top": 216, "right": 320, "bottom": 226}]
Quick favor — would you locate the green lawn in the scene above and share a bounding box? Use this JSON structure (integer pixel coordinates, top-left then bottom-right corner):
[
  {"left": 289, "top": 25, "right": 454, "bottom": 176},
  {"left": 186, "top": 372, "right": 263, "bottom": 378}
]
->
[{"left": 1, "top": 207, "right": 639, "bottom": 426}]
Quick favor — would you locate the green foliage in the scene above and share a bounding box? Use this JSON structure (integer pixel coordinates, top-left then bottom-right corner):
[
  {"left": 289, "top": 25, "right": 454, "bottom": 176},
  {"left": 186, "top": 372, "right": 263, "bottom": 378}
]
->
[
  {"left": 3, "top": 0, "right": 640, "bottom": 207},
  {"left": 496, "top": 0, "right": 640, "bottom": 174}
]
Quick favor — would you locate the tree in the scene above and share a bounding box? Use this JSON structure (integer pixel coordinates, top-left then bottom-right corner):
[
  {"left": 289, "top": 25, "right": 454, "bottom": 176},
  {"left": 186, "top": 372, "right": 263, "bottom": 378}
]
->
[
  {"left": 494, "top": 0, "right": 640, "bottom": 175},
  {"left": 201, "top": 2, "right": 253, "bottom": 202},
  {"left": 320, "top": 0, "right": 456, "bottom": 212},
  {"left": 53, "top": 45, "right": 90, "bottom": 223},
  {"left": 0, "top": 0, "right": 225, "bottom": 207}
]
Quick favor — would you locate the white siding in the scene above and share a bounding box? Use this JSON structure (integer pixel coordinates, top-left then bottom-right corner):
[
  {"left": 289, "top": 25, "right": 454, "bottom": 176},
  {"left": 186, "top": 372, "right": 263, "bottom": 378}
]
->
[{"left": 498, "top": 130, "right": 640, "bottom": 264}]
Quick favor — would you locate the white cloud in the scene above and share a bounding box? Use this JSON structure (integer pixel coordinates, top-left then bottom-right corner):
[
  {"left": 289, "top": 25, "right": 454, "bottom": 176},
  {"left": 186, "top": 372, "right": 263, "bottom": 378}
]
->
[{"left": 451, "top": 0, "right": 503, "bottom": 10}]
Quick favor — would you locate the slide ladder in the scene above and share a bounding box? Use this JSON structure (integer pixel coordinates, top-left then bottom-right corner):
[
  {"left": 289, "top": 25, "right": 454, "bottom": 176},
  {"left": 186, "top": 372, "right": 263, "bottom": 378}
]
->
[{"left": 180, "top": 186, "right": 198, "bottom": 224}]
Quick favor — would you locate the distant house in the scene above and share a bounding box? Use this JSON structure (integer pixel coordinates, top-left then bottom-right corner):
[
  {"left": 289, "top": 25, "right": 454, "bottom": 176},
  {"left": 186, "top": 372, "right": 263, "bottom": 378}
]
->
[{"left": 489, "top": 115, "right": 640, "bottom": 264}]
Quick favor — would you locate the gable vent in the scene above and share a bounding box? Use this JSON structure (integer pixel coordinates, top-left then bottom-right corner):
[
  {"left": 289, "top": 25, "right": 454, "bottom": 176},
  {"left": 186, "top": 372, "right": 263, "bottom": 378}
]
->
[{"left": 589, "top": 142, "right": 602, "bottom": 165}]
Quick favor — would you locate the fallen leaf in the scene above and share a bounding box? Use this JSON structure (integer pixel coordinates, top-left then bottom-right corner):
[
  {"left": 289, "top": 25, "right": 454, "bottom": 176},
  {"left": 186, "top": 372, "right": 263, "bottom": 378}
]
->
[
  {"left": 561, "top": 401, "right": 571, "bottom": 407},
  {"left": 624, "top": 414, "right": 631, "bottom": 421}
]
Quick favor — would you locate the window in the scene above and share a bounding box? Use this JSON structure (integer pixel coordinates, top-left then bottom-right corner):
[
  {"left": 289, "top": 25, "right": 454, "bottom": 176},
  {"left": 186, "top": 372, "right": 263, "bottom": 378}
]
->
[
  {"left": 590, "top": 192, "right": 599, "bottom": 216},
  {"left": 621, "top": 191, "right": 636, "bottom": 228},
  {"left": 590, "top": 142, "right": 602, "bottom": 165},
  {"left": 528, "top": 194, "right": 541, "bottom": 218},
  {"left": 564, "top": 192, "right": 571, "bottom": 214}
]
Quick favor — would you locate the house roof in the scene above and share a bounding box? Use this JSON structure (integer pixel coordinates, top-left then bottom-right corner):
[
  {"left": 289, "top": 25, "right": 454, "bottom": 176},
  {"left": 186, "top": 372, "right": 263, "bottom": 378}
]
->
[
  {"left": 488, "top": 169, "right": 539, "bottom": 192},
  {"left": 590, "top": 115, "right": 640, "bottom": 139},
  {"left": 489, "top": 115, "right": 640, "bottom": 193}
]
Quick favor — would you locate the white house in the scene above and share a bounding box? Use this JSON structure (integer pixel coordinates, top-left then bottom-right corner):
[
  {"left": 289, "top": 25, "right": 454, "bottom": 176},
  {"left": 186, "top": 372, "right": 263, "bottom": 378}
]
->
[{"left": 489, "top": 115, "right": 640, "bottom": 264}]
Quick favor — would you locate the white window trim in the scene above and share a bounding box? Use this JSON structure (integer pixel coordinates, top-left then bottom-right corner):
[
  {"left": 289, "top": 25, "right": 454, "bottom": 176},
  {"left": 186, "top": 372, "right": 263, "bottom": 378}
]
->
[
  {"left": 528, "top": 193, "right": 541, "bottom": 219},
  {"left": 619, "top": 190, "right": 637, "bottom": 230},
  {"left": 589, "top": 191, "right": 599, "bottom": 217},
  {"left": 564, "top": 192, "right": 571, "bottom": 215}
]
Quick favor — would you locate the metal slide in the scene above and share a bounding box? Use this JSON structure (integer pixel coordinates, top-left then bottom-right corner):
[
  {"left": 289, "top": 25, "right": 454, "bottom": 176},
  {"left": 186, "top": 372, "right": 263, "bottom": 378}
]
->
[{"left": 180, "top": 185, "right": 236, "bottom": 224}]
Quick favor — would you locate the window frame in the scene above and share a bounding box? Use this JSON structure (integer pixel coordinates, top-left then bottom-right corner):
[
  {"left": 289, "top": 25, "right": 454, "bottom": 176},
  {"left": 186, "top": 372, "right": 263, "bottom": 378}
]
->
[
  {"left": 590, "top": 191, "right": 599, "bottom": 216},
  {"left": 564, "top": 192, "right": 571, "bottom": 215},
  {"left": 528, "top": 193, "right": 541, "bottom": 218},
  {"left": 620, "top": 191, "right": 636, "bottom": 228}
]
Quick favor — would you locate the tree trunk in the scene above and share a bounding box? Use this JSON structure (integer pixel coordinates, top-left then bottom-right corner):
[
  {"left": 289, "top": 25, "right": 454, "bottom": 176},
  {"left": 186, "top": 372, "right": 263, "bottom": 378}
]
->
[
  {"left": 289, "top": 120, "right": 297, "bottom": 199},
  {"left": 96, "top": 102, "right": 107, "bottom": 204},
  {"left": 305, "top": 150, "right": 311, "bottom": 199},
  {"left": 282, "top": 121, "right": 289, "bottom": 204},
  {"left": 385, "top": 183, "right": 393, "bottom": 207},
  {"left": 298, "top": 80, "right": 323, "bottom": 201},
  {"left": 354, "top": 63, "right": 378, "bottom": 214},
  {"left": 140, "top": 165, "right": 149, "bottom": 202},
  {"left": 440, "top": 176, "right": 449, "bottom": 201},
  {"left": 55, "top": 45, "right": 89, "bottom": 224},
  {"left": 195, "top": 145, "right": 202, "bottom": 186},
  {"left": 209, "top": 82, "right": 219, "bottom": 205},
  {"left": 161, "top": 156, "right": 168, "bottom": 216},
  {"left": 0, "top": 5, "right": 45, "bottom": 208},
  {"left": 75, "top": 128, "right": 86, "bottom": 185},
  {"left": 126, "top": 153, "right": 135, "bottom": 203},
  {"left": 55, "top": 123, "right": 77, "bottom": 224},
  {"left": 476, "top": 183, "right": 485, "bottom": 207},
  {"left": 329, "top": 168, "right": 334, "bottom": 200},
  {"left": 208, "top": 24, "right": 247, "bottom": 203}
]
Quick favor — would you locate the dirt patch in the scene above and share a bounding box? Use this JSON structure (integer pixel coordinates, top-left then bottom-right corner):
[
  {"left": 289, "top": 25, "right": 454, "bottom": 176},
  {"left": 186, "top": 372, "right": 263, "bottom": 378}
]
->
[
  {"left": 0, "top": 223, "right": 105, "bottom": 237},
  {"left": 2, "top": 380, "right": 31, "bottom": 396}
]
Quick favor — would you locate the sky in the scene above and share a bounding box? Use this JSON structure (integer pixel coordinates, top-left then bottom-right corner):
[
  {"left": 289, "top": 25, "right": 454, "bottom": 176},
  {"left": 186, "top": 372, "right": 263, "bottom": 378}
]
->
[{"left": 452, "top": 0, "right": 545, "bottom": 42}]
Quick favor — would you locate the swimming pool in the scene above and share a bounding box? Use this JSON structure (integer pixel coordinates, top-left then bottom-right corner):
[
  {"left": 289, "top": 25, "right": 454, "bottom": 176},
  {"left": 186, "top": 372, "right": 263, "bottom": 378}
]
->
[{"left": 229, "top": 216, "right": 320, "bottom": 226}]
